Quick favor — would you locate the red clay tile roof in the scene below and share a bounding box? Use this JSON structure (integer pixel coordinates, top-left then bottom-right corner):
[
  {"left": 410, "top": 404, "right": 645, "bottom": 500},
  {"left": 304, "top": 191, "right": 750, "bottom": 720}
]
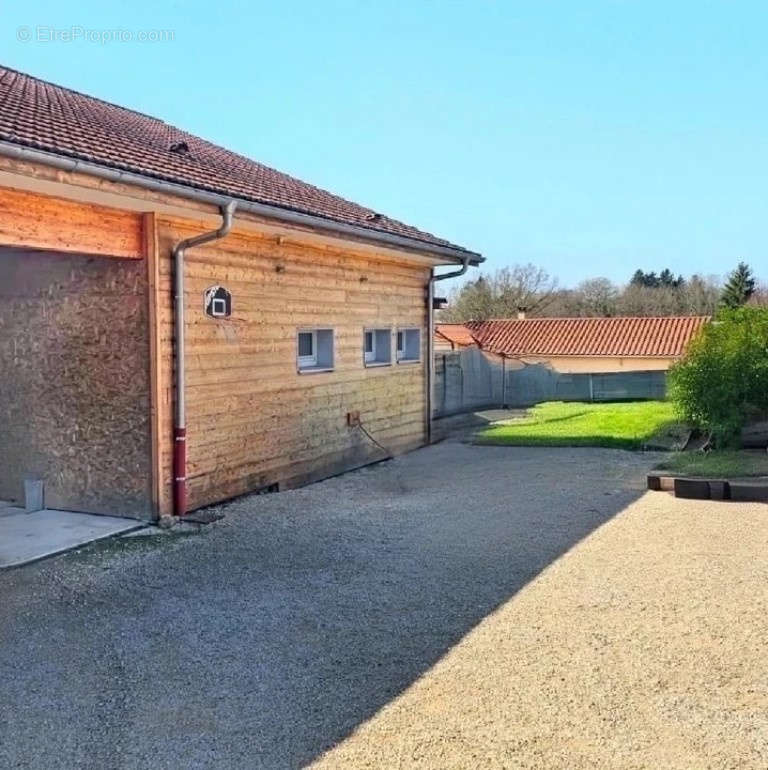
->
[
  {"left": 0, "top": 66, "right": 479, "bottom": 259},
  {"left": 464, "top": 316, "right": 710, "bottom": 358},
  {"left": 435, "top": 324, "right": 480, "bottom": 347}
]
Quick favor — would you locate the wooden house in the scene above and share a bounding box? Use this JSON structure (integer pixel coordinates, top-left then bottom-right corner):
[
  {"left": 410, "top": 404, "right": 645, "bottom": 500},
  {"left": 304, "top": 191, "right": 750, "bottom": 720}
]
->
[{"left": 0, "top": 66, "right": 481, "bottom": 520}]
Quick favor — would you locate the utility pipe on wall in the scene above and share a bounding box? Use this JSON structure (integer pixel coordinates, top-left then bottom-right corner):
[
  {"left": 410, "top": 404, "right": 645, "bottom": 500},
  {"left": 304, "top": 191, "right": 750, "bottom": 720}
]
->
[
  {"left": 172, "top": 200, "right": 237, "bottom": 516},
  {"left": 426, "top": 258, "right": 470, "bottom": 443}
]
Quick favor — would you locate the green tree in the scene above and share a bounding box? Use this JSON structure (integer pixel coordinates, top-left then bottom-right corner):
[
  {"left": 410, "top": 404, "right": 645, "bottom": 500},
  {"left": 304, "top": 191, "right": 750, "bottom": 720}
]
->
[
  {"left": 658, "top": 268, "right": 684, "bottom": 288},
  {"left": 631, "top": 267, "right": 684, "bottom": 289},
  {"left": 643, "top": 271, "right": 659, "bottom": 288},
  {"left": 669, "top": 307, "right": 768, "bottom": 445},
  {"left": 720, "top": 262, "right": 756, "bottom": 309},
  {"left": 659, "top": 268, "right": 675, "bottom": 287}
]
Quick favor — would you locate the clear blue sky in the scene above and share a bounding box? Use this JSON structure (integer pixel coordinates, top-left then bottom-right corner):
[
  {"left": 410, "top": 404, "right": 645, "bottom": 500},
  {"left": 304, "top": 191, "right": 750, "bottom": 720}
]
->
[{"left": 5, "top": 1, "right": 767, "bottom": 286}]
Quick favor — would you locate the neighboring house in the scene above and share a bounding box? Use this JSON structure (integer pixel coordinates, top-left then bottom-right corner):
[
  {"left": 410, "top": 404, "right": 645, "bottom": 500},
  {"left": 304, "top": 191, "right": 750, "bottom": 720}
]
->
[
  {"left": 434, "top": 323, "right": 480, "bottom": 351},
  {"left": 0, "top": 66, "right": 481, "bottom": 520},
  {"left": 463, "top": 316, "right": 709, "bottom": 372},
  {"left": 432, "top": 316, "right": 709, "bottom": 414}
]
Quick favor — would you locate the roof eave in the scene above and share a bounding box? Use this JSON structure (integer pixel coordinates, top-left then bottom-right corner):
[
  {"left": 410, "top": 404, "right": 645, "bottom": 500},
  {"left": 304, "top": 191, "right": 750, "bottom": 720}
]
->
[
  {"left": 0, "top": 139, "right": 483, "bottom": 266},
  {"left": 484, "top": 350, "right": 684, "bottom": 358}
]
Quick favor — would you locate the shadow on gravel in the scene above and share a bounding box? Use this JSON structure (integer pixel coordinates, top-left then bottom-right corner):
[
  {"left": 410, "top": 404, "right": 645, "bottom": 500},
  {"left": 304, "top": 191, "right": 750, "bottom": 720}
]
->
[{"left": 0, "top": 444, "right": 654, "bottom": 769}]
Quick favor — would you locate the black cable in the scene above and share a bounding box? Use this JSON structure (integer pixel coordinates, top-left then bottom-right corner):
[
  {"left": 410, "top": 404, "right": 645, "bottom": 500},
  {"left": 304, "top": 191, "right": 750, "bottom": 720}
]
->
[{"left": 356, "top": 421, "right": 393, "bottom": 459}]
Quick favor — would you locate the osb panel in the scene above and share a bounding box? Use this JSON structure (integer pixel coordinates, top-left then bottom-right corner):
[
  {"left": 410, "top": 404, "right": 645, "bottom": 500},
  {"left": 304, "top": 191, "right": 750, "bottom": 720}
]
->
[
  {"left": 0, "top": 186, "right": 143, "bottom": 259},
  {"left": 0, "top": 248, "right": 152, "bottom": 517},
  {"left": 155, "top": 217, "right": 429, "bottom": 513}
]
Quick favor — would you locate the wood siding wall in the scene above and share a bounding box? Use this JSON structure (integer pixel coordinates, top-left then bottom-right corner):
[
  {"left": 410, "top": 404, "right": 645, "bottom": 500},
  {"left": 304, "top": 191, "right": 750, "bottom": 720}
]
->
[
  {"left": 153, "top": 216, "right": 430, "bottom": 513},
  {"left": 0, "top": 186, "right": 144, "bottom": 259}
]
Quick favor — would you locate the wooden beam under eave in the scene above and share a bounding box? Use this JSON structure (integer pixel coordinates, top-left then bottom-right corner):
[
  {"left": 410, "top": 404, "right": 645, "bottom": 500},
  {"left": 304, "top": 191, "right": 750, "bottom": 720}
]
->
[
  {"left": 0, "top": 185, "right": 143, "bottom": 259},
  {"left": 144, "top": 211, "right": 168, "bottom": 519}
]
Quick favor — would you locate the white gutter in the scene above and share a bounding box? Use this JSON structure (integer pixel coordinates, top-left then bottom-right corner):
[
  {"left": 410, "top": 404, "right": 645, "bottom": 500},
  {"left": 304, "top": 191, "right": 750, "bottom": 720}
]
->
[
  {"left": 426, "top": 259, "right": 470, "bottom": 443},
  {"left": 0, "top": 140, "right": 482, "bottom": 266}
]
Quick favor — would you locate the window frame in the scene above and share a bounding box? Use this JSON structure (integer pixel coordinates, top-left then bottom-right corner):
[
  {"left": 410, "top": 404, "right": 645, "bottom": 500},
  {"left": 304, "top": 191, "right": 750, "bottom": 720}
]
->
[
  {"left": 363, "top": 330, "right": 376, "bottom": 363},
  {"left": 297, "top": 328, "right": 334, "bottom": 373},
  {"left": 211, "top": 297, "right": 227, "bottom": 317},
  {"left": 297, "top": 330, "right": 317, "bottom": 368},
  {"left": 396, "top": 327, "right": 421, "bottom": 364},
  {"left": 363, "top": 327, "right": 392, "bottom": 367}
]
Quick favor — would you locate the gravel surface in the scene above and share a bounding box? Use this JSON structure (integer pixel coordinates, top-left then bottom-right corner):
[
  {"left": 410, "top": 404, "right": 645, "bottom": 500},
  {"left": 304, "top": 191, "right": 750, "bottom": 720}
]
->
[{"left": 1, "top": 443, "right": 764, "bottom": 768}]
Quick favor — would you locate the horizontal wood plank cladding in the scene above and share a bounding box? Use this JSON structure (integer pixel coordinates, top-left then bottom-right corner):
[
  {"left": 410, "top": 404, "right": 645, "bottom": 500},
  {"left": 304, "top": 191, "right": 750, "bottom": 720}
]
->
[
  {"left": 155, "top": 215, "right": 429, "bottom": 511},
  {"left": 185, "top": 425, "right": 421, "bottom": 486},
  {"left": 0, "top": 186, "right": 143, "bottom": 259},
  {"left": 186, "top": 407, "right": 425, "bottom": 456}
]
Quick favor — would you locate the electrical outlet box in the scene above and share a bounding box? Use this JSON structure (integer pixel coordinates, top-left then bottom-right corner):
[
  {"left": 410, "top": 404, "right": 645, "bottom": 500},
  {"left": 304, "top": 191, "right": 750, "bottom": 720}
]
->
[{"left": 347, "top": 410, "right": 361, "bottom": 427}]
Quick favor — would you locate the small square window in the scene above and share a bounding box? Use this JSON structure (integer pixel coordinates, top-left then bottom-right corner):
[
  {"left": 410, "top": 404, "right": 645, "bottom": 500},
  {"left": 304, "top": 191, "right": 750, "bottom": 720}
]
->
[
  {"left": 363, "top": 328, "right": 392, "bottom": 366},
  {"left": 397, "top": 328, "right": 421, "bottom": 363},
  {"left": 298, "top": 329, "right": 334, "bottom": 372},
  {"left": 211, "top": 297, "right": 227, "bottom": 317}
]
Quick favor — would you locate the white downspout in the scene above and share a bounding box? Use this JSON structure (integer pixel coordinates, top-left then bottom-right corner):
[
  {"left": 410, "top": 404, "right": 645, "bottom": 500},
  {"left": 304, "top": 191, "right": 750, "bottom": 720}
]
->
[
  {"left": 171, "top": 200, "right": 237, "bottom": 516},
  {"left": 426, "top": 258, "right": 470, "bottom": 443}
]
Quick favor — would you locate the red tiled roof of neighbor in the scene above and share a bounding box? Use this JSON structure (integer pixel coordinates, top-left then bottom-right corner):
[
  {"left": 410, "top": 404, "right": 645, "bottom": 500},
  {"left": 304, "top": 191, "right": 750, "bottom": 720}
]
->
[
  {"left": 435, "top": 324, "right": 479, "bottom": 347},
  {"left": 464, "top": 316, "right": 710, "bottom": 358},
  {"left": 0, "top": 66, "right": 479, "bottom": 259}
]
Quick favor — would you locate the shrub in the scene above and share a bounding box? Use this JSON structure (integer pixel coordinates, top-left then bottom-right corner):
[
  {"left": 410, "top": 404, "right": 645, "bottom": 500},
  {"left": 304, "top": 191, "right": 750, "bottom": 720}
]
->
[{"left": 669, "top": 307, "right": 768, "bottom": 446}]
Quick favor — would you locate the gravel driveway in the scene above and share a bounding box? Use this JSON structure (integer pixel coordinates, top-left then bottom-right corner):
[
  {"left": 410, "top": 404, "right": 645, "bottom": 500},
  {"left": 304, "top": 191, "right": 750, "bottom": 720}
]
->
[{"left": 1, "top": 443, "right": 766, "bottom": 768}]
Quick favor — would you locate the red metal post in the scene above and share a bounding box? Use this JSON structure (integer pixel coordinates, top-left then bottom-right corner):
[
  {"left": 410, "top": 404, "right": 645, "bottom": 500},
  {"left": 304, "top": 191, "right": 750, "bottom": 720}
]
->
[{"left": 173, "top": 427, "right": 187, "bottom": 516}]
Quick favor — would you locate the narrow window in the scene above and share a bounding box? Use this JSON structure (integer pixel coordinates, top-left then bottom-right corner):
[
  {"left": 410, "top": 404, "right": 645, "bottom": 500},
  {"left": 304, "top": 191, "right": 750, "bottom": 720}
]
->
[
  {"left": 396, "top": 328, "right": 421, "bottom": 363},
  {"left": 364, "top": 330, "right": 375, "bottom": 363},
  {"left": 298, "top": 331, "right": 316, "bottom": 368},
  {"left": 364, "top": 328, "right": 392, "bottom": 366},
  {"left": 297, "top": 329, "right": 334, "bottom": 372}
]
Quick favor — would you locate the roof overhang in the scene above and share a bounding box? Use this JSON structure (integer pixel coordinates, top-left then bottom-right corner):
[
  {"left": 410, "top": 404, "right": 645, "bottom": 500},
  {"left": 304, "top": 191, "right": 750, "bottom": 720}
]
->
[
  {"left": 483, "top": 350, "right": 683, "bottom": 359},
  {"left": 0, "top": 139, "right": 483, "bottom": 267}
]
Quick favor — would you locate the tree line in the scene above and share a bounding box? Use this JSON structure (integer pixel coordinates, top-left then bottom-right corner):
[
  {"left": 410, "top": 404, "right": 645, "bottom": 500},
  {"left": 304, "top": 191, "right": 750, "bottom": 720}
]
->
[{"left": 439, "top": 261, "right": 764, "bottom": 322}]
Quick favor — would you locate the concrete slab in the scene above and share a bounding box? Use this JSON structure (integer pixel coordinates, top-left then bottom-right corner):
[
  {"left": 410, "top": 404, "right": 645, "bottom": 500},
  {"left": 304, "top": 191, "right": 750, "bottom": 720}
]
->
[
  {"left": 0, "top": 509, "right": 144, "bottom": 569},
  {"left": 432, "top": 408, "right": 529, "bottom": 441}
]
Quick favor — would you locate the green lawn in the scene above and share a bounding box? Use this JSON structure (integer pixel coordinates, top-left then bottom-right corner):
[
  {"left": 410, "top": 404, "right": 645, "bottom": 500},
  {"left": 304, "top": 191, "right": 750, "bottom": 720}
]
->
[
  {"left": 476, "top": 400, "right": 678, "bottom": 450},
  {"left": 654, "top": 450, "right": 768, "bottom": 478}
]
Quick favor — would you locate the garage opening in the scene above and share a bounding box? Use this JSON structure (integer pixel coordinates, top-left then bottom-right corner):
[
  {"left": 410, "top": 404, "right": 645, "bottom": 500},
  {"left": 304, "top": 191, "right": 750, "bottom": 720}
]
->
[{"left": 0, "top": 247, "right": 153, "bottom": 519}]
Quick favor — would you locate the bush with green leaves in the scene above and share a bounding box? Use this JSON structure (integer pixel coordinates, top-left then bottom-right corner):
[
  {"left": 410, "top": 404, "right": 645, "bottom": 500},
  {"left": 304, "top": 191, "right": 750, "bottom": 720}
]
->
[{"left": 669, "top": 307, "right": 768, "bottom": 446}]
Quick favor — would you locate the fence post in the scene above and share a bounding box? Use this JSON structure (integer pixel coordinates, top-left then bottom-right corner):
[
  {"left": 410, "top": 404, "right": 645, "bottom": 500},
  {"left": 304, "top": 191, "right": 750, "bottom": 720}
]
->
[
  {"left": 589, "top": 373, "right": 594, "bottom": 402},
  {"left": 501, "top": 355, "right": 507, "bottom": 408},
  {"left": 442, "top": 354, "right": 447, "bottom": 412}
]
